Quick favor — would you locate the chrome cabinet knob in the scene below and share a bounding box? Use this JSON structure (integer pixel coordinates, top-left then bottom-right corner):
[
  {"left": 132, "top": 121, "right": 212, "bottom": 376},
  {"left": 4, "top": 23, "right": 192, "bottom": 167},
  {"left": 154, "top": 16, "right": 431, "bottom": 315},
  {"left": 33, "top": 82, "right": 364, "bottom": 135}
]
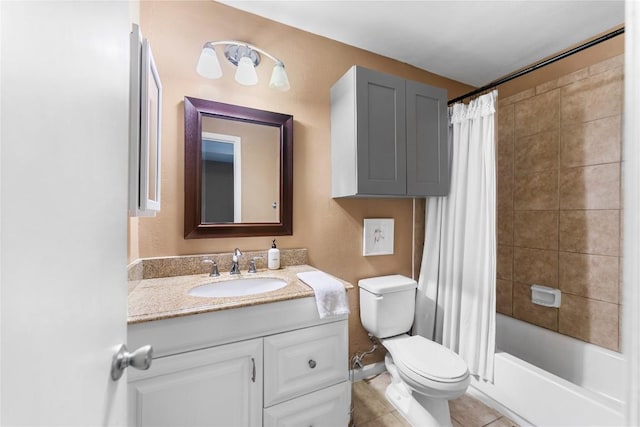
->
[
  {"left": 111, "top": 344, "right": 153, "bottom": 381},
  {"left": 308, "top": 359, "right": 317, "bottom": 369}
]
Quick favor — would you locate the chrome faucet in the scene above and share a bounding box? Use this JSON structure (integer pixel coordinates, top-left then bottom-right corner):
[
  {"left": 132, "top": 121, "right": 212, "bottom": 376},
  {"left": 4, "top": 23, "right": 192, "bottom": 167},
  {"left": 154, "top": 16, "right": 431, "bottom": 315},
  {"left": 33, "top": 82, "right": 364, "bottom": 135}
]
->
[{"left": 230, "top": 248, "right": 243, "bottom": 275}]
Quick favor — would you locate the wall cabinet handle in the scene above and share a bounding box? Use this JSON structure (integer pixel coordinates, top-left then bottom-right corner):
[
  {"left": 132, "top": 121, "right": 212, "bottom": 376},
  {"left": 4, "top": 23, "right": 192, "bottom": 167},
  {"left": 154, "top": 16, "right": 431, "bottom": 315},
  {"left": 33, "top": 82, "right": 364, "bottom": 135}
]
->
[{"left": 308, "top": 359, "right": 317, "bottom": 369}]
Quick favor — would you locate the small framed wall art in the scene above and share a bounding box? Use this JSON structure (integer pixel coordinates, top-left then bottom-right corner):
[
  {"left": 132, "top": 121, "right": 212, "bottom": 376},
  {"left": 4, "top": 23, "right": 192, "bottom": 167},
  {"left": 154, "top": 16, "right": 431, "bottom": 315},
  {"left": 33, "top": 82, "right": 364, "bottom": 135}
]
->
[{"left": 363, "top": 218, "right": 394, "bottom": 256}]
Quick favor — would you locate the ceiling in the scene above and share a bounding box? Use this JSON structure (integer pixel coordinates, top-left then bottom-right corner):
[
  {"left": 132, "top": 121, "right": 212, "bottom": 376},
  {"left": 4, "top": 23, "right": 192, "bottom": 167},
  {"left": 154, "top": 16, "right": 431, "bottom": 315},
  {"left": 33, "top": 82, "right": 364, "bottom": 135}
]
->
[{"left": 219, "top": 1, "right": 624, "bottom": 87}]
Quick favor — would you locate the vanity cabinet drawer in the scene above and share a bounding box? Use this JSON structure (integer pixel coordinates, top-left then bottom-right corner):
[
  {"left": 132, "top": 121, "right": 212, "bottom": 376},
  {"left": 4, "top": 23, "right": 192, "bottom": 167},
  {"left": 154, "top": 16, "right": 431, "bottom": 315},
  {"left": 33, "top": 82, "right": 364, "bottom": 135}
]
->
[
  {"left": 263, "top": 381, "right": 351, "bottom": 427},
  {"left": 264, "top": 320, "right": 348, "bottom": 407}
]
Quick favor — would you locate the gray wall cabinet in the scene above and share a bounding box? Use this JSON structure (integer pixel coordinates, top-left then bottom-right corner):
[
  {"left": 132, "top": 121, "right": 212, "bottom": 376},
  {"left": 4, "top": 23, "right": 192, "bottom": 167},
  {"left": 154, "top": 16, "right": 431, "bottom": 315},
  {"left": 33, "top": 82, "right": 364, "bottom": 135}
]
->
[{"left": 331, "top": 66, "right": 449, "bottom": 198}]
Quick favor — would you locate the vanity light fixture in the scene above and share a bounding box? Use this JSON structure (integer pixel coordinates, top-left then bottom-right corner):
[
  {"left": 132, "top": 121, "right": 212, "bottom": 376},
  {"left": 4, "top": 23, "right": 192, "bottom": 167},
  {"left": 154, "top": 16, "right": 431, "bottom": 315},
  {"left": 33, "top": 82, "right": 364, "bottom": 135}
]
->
[{"left": 196, "top": 40, "right": 290, "bottom": 91}]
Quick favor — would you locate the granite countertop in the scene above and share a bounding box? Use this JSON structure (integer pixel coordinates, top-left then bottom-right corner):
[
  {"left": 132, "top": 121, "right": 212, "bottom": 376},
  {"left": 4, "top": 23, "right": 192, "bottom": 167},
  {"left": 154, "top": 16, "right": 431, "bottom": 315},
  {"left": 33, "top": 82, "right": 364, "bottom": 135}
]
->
[{"left": 128, "top": 264, "right": 353, "bottom": 324}]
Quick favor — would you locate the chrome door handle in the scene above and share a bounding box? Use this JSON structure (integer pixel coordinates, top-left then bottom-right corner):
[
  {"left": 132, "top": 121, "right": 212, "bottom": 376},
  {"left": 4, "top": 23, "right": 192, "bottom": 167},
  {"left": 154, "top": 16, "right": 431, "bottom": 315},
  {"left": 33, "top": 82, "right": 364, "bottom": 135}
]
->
[{"left": 111, "top": 344, "right": 153, "bottom": 381}]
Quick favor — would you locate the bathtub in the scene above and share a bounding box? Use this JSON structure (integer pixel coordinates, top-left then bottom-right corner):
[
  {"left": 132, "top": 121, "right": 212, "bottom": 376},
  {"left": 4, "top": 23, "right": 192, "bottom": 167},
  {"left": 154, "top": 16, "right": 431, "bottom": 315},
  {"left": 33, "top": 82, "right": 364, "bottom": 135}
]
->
[{"left": 470, "top": 314, "right": 625, "bottom": 426}]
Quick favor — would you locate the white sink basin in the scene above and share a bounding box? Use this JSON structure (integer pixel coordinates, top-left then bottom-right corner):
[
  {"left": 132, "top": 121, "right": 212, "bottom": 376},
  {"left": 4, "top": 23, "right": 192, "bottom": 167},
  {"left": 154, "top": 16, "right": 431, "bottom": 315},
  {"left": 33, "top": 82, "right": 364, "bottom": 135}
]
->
[{"left": 188, "top": 277, "right": 287, "bottom": 298}]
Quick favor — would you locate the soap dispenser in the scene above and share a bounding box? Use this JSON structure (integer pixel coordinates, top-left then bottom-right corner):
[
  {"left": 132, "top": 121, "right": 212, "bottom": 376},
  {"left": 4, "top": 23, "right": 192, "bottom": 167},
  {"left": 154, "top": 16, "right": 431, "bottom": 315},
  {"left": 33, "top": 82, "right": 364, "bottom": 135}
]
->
[{"left": 268, "top": 239, "right": 280, "bottom": 270}]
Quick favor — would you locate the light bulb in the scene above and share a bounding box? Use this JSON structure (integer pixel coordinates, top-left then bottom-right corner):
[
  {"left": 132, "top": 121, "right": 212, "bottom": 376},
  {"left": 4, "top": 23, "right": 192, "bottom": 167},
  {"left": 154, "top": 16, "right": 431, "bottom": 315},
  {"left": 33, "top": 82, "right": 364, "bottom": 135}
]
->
[
  {"left": 196, "top": 46, "right": 222, "bottom": 79},
  {"left": 235, "top": 56, "right": 258, "bottom": 86},
  {"left": 269, "top": 63, "right": 290, "bottom": 91}
]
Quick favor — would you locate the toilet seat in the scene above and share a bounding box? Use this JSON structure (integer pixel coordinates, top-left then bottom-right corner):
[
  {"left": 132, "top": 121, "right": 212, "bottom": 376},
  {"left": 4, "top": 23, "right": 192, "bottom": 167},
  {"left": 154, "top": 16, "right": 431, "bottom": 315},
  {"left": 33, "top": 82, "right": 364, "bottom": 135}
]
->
[{"left": 383, "top": 335, "right": 469, "bottom": 383}]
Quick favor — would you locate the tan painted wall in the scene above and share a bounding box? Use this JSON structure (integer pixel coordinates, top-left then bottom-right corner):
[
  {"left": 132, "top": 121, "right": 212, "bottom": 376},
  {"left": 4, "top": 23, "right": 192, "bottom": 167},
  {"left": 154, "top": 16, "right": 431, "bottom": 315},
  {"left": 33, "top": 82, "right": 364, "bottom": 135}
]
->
[{"left": 132, "top": 1, "right": 473, "bottom": 360}]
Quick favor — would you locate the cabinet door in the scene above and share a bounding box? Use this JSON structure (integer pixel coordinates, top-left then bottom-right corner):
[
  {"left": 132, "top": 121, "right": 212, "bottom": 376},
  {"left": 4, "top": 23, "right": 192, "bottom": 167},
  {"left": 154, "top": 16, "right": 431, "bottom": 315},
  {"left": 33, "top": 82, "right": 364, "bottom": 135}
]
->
[
  {"left": 128, "top": 338, "right": 262, "bottom": 427},
  {"left": 406, "top": 80, "right": 449, "bottom": 196},
  {"left": 263, "top": 382, "right": 351, "bottom": 427},
  {"left": 356, "top": 67, "right": 407, "bottom": 195}
]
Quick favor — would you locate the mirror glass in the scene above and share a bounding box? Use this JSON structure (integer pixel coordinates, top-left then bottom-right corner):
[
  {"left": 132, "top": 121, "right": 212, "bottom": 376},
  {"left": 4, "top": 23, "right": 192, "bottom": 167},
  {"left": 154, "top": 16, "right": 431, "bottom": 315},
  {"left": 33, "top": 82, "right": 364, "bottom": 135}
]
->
[
  {"left": 184, "top": 97, "right": 293, "bottom": 238},
  {"left": 201, "top": 117, "right": 280, "bottom": 224}
]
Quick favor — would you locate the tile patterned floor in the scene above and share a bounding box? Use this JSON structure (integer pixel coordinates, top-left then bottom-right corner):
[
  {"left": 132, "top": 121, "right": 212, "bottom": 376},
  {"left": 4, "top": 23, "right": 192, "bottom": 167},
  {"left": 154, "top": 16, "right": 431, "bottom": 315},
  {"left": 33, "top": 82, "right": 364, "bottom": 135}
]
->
[{"left": 351, "top": 372, "right": 519, "bottom": 427}]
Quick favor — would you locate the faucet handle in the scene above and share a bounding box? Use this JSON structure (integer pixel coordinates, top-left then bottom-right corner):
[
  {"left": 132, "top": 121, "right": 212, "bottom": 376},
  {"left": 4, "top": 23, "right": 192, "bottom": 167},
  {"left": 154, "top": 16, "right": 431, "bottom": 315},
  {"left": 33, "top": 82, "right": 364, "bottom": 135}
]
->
[
  {"left": 202, "top": 259, "right": 220, "bottom": 277},
  {"left": 232, "top": 248, "right": 243, "bottom": 262},
  {"left": 248, "top": 256, "right": 263, "bottom": 274}
]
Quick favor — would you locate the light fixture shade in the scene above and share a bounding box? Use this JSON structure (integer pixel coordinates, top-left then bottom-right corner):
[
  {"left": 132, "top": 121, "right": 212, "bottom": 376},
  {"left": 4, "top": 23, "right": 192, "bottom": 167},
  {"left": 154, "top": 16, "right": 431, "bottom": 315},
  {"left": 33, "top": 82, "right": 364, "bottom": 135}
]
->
[
  {"left": 196, "top": 47, "right": 222, "bottom": 79},
  {"left": 269, "top": 63, "right": 290, "bottom": 91},
  {"left": 235, "top": 56, "right": 258, "bottom": 85}
]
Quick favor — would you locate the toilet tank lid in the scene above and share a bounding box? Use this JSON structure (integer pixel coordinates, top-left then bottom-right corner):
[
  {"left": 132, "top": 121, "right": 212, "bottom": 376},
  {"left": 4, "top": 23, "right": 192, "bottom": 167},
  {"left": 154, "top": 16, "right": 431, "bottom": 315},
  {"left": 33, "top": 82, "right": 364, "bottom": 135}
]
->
[{"left": 358, "top": 275, "right": 417, "bottom": 295}]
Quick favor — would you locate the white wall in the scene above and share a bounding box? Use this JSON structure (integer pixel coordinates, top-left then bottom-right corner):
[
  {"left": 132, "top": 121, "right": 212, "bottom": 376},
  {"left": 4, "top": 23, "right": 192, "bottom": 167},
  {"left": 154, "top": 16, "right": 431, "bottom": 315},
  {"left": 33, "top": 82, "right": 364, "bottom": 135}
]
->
[{"left": 1, "top": 1, "right": 130, "bottom": 424}]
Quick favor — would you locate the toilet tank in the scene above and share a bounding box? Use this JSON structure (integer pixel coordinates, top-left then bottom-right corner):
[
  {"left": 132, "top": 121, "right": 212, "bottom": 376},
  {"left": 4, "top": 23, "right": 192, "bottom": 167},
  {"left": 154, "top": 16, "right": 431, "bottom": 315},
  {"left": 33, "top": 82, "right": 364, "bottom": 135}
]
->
[{"left": 358, "top": 275, "right": 417, "bottom": 339}]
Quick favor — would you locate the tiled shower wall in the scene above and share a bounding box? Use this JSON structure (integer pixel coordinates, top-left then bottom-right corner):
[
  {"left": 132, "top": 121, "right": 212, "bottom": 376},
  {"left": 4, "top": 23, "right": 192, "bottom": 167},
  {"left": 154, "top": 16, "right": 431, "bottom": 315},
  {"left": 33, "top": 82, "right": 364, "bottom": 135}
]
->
[{"left": 496, "top": 54, "right": 623, "bottom": 352}]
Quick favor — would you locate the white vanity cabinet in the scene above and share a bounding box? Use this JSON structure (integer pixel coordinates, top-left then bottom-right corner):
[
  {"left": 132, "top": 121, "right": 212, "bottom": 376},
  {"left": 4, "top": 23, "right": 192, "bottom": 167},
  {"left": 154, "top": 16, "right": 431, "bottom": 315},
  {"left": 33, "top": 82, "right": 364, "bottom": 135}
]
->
[{"left": 127, "top": 297, "right": 350, "bottom": 427}]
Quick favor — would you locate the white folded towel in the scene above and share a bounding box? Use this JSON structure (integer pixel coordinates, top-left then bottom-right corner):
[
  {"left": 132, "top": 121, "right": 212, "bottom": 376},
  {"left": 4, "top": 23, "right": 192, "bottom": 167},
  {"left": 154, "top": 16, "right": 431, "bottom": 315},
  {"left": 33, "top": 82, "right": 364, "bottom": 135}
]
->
[{"left": 297, "top": 271, "right": 350, "bottom": 319}]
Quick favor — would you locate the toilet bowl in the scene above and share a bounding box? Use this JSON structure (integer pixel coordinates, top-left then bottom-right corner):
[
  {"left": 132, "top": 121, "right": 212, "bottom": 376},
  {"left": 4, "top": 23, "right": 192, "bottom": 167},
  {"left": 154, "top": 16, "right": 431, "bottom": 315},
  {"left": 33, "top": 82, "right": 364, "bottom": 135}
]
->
[{"left": 358, "top": 275, "right": 470, "bottom": 427}]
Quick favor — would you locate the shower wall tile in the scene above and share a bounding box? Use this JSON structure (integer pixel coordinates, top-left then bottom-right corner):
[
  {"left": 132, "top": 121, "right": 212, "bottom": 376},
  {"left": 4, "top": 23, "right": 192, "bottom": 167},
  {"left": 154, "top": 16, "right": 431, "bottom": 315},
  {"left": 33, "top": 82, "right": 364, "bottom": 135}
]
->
[
  {"left": 500, "top": 88, "right": 535, "bottom": 106},
  {"left": 559, "top": 252, "right": 619, "bottom": 303},
  {"left": 498, "top": 103, "right": 515, "bottom": 143},
  {"left": 619, "top": 208, "right": 624, "bottom": 259},
  {"left": 497, "top": 207, "right": 513, "bottom": 246},
  {"left": 536, "top": 78, "right": 559, "bottom": 95},
  {"left": 514, "top": 170, "right": 558, "bottom": 210},
  {"left": 559, "top": 293, "right": 619, "bottom": 351},
  {"left": 497, "top": 173, "right": 513, "bottom": 212},
  {"left": 589, "top": 54, "right": 623, "bottom": 76},
  {"left": 496, "top": 54, "right": 622, "bottom": 352},
  {"left": 496, "top": 279, "right": 513, "bottom": 316},
  {"left": 559, "top": 163, "right": 620, "bottom": 210},
  {"left": 497, "top": 145, "right": 514, "bottom": 178},
  {"left": 557, "top": 68, "right": 589, "bottom": 87},
  {"left": 514, "top": 89, "right": 560, "bottom": 138},
  {"left": 559, "top": 210, "right": 620, "bottom": 256},
  {"left": 497, "top": 245, "right": 513, "bottom": 280},
  {"left": 560, "top": 115, "right": 621, "bottom": 168},
  {"left": 514, "top": 130, "right": 559, "bottom": 175},
  {"left": 513, "top": 247, "right": 558, "bottom": 287},
  {"left": 560, "top": 68, "right": 623, "bottom": 125},
  {"left": 619, "top": 256, "right": 624, "bottom": 305},
  {"left": 513, "top": 282, "right": 558, "bottom": 330},
  {"left": 513, "top": 211, "right": 558, "bottom": 250}
]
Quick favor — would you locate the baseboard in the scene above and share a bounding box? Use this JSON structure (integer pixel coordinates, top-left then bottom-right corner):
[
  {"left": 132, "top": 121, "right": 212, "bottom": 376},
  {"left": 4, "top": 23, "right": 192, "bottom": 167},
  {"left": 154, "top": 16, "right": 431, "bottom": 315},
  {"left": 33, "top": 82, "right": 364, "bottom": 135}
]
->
[{"left": 350, "top": 361, "right": 387, "bottom": 382}]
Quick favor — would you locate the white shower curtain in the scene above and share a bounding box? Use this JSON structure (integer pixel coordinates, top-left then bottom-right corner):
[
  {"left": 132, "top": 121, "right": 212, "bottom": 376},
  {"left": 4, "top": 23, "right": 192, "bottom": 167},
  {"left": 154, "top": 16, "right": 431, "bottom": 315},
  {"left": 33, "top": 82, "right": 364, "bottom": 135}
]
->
[{"left": 413, "top": 91, "right": 497, "bottom": 381}]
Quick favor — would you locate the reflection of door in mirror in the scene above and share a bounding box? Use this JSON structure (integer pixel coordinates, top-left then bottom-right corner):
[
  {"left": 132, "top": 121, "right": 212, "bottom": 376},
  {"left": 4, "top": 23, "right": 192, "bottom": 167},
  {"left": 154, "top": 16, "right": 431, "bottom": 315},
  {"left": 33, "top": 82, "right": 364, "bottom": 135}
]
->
[
  {"left": 201, "top": 116, "right": 280, "bottom": 223},
  {"left": 202, "top": 133, "right": 241, "bottom": 223}
]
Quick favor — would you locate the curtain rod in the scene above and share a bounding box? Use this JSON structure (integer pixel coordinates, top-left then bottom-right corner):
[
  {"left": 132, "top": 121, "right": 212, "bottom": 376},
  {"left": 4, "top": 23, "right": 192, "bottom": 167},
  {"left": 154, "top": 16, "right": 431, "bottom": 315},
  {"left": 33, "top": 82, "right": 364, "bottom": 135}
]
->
[{"left": 448, "top": 27, "right": 625, "bottom": 105}]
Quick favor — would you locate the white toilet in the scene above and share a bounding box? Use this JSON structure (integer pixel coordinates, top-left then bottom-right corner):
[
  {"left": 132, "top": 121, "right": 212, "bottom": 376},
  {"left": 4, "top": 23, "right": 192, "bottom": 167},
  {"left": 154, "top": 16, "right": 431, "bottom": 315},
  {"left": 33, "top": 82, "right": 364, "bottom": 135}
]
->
[{"left": 359, "top": 275, "right": 470, "bottom": 427}]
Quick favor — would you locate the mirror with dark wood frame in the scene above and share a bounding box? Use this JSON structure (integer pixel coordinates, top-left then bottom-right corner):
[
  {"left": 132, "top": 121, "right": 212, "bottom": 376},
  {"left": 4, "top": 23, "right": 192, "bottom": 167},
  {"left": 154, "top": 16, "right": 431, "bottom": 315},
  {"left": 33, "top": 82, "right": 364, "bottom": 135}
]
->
[{"left": 184, "top": 96, "right": 293, "bottom": 238}]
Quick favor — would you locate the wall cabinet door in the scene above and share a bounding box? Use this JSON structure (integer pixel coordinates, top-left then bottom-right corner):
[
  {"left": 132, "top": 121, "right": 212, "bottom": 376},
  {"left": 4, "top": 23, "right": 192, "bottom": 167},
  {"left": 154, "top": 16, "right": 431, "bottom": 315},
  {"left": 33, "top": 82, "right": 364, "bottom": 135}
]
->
[
  {"left": 406, "top": 80, "right": 449, "bottom": 195},
  {"left": 263, "top": 382, "right": 351, "bottom": 427},
  {"left": 331, "top": 65, "right": 449, "bottom": 197},
  {"left": 355, "top": 67, "right": 407, "bottom": 196},
  {"left": 128, "top": 338, "right": 263, "bottom": 427}
]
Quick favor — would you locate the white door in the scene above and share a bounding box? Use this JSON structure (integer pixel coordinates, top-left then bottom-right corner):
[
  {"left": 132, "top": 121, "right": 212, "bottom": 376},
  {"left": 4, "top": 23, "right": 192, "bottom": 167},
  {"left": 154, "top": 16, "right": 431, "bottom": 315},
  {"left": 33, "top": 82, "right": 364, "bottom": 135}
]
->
[
  {"left": 1, "top": 1, "right": 131, "bottom": 424},
  {"left": 128, "top": 339, "right": 263, "bottom": 427}
]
